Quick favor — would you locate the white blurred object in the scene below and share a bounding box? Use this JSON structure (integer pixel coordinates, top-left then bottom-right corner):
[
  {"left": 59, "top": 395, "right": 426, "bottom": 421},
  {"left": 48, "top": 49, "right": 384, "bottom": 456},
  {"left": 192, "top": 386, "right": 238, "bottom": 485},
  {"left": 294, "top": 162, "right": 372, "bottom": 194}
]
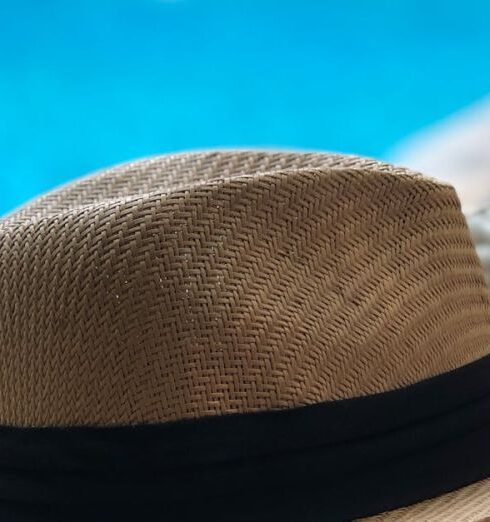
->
[
  {"left": 468, "top": 210, "right": 490, "bottom": 282},
  {"left": 392, "top": 97, "right": 490, "bottom": 214},
  {"left": 391, "top": 97, "right": 490, "bottom": 281}
]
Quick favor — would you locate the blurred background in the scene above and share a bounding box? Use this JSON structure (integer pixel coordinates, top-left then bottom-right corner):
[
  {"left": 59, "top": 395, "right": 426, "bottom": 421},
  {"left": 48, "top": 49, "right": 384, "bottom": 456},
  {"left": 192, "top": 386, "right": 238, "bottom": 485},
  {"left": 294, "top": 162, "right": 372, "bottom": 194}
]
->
[{"left": 1, "top": 0, "right": 489, "bottom": 275}]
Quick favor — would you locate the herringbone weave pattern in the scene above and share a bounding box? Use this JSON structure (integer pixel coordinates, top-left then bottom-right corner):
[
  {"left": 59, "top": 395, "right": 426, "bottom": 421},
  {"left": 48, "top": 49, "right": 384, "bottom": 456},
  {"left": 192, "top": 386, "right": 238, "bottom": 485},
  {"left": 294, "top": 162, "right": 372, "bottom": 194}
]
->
[{"left": 1, "top": 151, "right": 490, "bottom": 427}]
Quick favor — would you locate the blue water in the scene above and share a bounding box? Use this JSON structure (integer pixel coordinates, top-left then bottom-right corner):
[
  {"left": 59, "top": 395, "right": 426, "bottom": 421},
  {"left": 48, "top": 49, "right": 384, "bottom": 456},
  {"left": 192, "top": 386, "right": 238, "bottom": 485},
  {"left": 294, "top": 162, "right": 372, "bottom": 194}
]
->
[{"left": 1, "top": 0, "right": 490, "bottom": 215}]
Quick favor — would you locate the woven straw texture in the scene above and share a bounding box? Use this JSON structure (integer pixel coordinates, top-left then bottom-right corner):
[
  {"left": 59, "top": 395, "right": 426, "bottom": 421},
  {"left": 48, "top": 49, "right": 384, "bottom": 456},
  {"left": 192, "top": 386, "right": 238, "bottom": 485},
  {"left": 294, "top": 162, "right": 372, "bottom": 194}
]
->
[
  {"left": 1, "top": 151, "right": 490, "bottom": 427},
  {"left": 359, "top": 476, "right": 490, "bottom": 521}
]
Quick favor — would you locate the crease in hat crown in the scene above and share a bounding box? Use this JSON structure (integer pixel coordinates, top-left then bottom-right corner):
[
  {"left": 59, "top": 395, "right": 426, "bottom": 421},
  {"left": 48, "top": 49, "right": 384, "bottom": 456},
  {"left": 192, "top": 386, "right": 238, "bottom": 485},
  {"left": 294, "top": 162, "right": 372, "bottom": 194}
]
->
[{"left": 1, "top": 150, "right": 490, "bottom": 427}]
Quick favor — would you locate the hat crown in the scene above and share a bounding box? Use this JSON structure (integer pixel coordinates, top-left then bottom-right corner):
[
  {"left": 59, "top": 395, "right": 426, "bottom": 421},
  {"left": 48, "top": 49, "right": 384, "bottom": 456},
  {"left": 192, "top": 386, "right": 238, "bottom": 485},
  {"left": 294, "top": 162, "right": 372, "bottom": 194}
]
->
[{"left": 1, "top": 151, "right": 489, "bottom": 427}]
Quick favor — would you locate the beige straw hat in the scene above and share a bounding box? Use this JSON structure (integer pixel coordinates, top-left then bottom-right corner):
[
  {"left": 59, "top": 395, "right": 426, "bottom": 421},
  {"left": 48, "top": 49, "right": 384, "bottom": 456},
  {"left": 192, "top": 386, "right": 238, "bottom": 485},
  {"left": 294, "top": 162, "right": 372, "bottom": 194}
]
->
[{"left": 0, "top": 150, "right": 489, "bottom": 521}]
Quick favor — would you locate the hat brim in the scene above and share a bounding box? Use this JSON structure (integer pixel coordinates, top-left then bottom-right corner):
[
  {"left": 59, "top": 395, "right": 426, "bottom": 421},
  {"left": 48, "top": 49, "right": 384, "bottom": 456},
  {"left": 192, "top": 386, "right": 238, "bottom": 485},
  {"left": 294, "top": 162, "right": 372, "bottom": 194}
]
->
[{"left": 360, "top": 476, "right": 490, "bottom": 521}]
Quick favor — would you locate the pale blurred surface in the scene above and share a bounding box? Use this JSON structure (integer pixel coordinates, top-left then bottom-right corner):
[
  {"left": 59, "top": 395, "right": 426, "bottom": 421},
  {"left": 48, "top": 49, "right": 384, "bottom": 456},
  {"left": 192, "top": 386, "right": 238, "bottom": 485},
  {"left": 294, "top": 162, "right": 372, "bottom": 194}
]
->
[
  {"left": 392, "top": 97, "right": 490, "bottom": 213},
  {"left": 468, "top": 211, "right": 490, "bottom": 283},
  {"left": 393, "top": 98, "right": 490, "bottom": 282}
]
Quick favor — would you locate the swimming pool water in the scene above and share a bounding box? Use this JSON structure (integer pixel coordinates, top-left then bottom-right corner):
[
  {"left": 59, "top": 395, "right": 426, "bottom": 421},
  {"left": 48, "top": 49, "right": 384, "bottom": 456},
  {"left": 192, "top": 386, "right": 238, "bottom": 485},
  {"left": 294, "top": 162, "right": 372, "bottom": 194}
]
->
[{"left": 1, "top": 0, "right": 490, "bottom": 214}]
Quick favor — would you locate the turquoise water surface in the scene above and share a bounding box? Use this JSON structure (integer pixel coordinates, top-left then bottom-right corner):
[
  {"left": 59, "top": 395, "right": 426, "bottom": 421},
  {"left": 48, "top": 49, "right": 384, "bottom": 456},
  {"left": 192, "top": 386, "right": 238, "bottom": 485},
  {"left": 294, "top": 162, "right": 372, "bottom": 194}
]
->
[{"left": 1, "top": 0, "right": 490, "bottom": 214}]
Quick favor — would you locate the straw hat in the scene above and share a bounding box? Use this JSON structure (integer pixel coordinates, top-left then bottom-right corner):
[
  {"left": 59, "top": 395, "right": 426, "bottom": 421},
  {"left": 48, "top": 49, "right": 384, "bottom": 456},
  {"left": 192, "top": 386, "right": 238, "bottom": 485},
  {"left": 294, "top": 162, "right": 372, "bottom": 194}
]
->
[{"left": 0, "top": 151, "right": 489, "bottom": 521}]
